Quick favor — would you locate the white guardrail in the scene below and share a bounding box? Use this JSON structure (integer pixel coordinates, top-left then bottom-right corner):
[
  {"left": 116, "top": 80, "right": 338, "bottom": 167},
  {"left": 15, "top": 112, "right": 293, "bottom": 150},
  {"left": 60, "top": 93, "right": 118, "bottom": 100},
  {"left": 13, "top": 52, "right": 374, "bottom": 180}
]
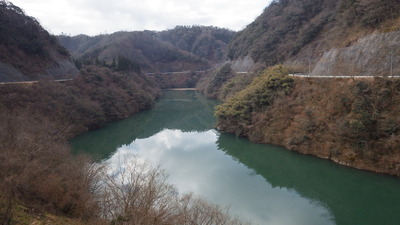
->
[{"left": 288, "top": 74, "right": 400, "bottom": 78}]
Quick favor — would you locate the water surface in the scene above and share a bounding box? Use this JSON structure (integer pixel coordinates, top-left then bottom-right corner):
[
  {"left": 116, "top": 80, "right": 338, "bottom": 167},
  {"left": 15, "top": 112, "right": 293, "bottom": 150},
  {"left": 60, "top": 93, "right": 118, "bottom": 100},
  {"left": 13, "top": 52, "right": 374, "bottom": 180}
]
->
[{"left": 72, "top": 90, "right": 400, "bottom": 225}]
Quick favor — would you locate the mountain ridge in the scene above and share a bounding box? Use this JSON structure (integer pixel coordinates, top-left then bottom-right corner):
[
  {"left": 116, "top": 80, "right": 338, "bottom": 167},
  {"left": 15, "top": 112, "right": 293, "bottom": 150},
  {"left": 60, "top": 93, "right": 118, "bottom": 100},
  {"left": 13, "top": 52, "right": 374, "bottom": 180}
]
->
[{"left": 58, "top": 26, "right": 235, "bottom": 73}]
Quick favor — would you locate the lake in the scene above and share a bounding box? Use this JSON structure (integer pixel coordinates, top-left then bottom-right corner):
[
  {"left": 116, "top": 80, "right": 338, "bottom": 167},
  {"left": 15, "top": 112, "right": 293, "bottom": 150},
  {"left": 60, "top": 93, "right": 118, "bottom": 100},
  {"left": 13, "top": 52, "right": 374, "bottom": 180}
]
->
[{"left": 71, "top": 90, "right": 400, "bottom": 225}]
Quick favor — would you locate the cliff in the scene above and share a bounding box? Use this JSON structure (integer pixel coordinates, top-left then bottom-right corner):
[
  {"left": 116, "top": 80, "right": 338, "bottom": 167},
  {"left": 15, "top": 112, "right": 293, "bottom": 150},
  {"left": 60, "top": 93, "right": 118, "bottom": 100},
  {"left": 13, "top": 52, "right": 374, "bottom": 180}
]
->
[{"left": 311, "top": 31, "right": 400, "bottom": 76}]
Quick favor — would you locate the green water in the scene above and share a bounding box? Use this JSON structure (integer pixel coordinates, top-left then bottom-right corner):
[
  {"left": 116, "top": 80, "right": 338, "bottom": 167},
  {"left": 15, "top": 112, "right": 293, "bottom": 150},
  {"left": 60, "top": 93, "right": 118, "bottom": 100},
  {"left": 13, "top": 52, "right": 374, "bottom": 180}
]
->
[{"left": 71, "top": 90, "right": 400, "bottom": 225}]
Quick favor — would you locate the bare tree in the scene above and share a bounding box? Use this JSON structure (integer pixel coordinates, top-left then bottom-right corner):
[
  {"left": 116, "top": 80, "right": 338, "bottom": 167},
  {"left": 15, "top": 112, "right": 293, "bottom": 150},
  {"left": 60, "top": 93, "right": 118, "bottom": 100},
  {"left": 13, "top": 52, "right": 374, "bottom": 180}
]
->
[{"left": 97, "top": 158, "right": 250, "bottom": 225}]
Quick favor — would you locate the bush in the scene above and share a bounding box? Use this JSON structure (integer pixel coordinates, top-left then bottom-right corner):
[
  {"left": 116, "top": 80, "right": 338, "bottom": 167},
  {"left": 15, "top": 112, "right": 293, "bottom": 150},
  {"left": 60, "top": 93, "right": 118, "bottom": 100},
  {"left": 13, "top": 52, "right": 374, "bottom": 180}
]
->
[
  {"left": 0, "top": 113, "right": 101, "bottom": 223},
  {"left": 215, "top": 65, "right": 293, "bottom": 135},
  {"left": 202, "top": 63, "right": 234, "bottom": 98}
]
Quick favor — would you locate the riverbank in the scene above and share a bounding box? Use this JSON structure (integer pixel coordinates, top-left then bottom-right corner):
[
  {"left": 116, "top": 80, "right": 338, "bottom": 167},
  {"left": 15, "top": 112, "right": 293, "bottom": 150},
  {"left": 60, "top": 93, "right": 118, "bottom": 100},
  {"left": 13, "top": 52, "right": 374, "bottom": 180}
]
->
[{"left": 216, "top": 67, "right": 400, "bottom": 177}]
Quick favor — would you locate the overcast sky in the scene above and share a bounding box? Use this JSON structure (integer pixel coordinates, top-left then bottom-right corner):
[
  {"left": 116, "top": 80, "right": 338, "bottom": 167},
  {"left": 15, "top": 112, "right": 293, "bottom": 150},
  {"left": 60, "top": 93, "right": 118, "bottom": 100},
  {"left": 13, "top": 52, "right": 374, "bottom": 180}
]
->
[{"left": 10, "top": 0, "right": 271, "bottom": 36}]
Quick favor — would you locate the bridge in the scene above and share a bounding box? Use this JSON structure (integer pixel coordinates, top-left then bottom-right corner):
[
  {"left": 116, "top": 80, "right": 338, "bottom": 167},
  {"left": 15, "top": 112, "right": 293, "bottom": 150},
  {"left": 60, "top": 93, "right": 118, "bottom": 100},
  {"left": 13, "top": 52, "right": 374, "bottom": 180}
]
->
[
  {"left": 145, "top": 70, "right": 208, "bottom": 75},
  {"left": 144, "top": 69, "right": 253, "bottom": 76}
]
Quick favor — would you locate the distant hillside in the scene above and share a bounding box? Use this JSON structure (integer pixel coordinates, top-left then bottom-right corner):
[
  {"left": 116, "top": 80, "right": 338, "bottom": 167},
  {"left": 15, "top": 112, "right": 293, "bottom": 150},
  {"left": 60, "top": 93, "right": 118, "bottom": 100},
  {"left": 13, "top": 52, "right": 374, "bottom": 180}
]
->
[
  {"left": 0, "top": 1, "right": 78, "bottom": 82},
  {"left": 58, "top": 31, "right": 207, "bottom": 73},
  {"left": 58, "top": 26, "right": 235, "bottom": 73},
  {"left": 158, "top": 26, "right": 235, "bottom": 63},
  {"left": 228, "top": 0, "right": 400, "bottom": 76}
]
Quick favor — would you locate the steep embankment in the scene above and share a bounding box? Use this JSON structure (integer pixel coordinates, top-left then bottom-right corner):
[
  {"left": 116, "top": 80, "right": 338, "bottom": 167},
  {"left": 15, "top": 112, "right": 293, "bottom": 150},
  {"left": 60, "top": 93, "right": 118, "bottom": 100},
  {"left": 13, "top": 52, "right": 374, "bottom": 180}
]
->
[
  {"left": 227, "top": 0, "right": 400, "bottom": 75},
  {"left": 311, "top": 31, "right": 400, "bottom": 76},
  {"left": 216, "top": 66, "right": 400, "bottom": 176},
  {"left": 0, "top": 1, "right": 78, "bottom": 82}
]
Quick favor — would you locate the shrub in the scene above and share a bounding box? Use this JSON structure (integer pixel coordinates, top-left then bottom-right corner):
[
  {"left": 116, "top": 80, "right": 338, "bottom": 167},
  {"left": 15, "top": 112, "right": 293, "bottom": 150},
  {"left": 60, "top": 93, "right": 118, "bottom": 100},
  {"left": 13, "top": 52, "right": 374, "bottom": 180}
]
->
[
  {"left": 216, "top": 65, "right": 293, "bottom": 133},
  {"left": 0, "top": 113, "right": 101, "bottom": 222}
]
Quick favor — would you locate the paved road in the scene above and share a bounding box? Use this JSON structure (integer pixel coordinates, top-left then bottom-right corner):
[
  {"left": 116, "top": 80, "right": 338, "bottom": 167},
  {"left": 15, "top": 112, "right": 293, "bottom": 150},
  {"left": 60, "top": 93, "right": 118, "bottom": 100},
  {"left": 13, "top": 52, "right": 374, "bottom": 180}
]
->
[
  {"left": 288, "top": 74, "right": 400, "bottom": 78},
  {"left": 0, "top": 78, "right": 73, "bottom": 85}
]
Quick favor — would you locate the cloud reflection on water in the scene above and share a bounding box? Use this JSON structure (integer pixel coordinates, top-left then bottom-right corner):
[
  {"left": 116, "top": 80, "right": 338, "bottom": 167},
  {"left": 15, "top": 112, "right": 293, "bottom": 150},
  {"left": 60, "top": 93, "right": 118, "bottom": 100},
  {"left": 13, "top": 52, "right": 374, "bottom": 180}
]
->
[{"left": 104, "top": 129, "right": 334, "bottom": 225}]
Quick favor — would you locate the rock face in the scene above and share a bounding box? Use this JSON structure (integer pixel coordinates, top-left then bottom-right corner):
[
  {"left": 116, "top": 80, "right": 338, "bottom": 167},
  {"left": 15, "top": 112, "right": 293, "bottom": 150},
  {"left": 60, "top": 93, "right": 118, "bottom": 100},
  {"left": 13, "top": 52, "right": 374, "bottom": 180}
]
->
[
  {"left": 44, "top": 58, "right": 79, "bottom": 80},
  {"left": 311, "top": 31, "right": 400, "bottom": 76},
  {"left": 230, "top": 56, "right": 257, "bottom": 73},
  {"left": 0, "top": 62, "right": 25, "bottom": 82},
  {"left": 0, "top": 58, "right": 78, "bottom": 82}
]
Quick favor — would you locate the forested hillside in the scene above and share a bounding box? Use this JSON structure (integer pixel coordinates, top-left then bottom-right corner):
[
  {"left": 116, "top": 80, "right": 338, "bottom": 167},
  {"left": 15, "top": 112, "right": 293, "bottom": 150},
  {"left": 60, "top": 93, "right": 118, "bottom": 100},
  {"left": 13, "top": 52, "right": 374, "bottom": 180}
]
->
[
  {"left": 0, "top": 1, "right": 78, "bottom": 81},
  {"left": 200, "top": 0, "right": 400, "bottom": 99},
  {"left": 228, "top": 0, "right": 400, "bottom": 73},
  {"left": 58, "top": 26, "right": 235, "bottom": 73},
  {"left": 158, "top": 26, "right": 234, "bottom": 63},
  {"left": 216, "top": 67, "right": 400, "bottom": 177},
  {"left": 58, "top": 26, "right": 235, "bottom": 88},
  {"left": 211, "top": 0, "right": 400, "bottom": 177},
  {"left": 58, "top": 31, "right": 208, "bottom": 73}
]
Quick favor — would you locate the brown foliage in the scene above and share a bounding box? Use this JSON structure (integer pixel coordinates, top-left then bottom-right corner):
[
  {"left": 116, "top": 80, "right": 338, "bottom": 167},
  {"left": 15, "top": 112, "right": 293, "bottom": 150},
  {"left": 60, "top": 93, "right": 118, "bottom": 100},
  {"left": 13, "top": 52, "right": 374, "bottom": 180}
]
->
[
  {"left": 0, "top": 65, "right": 159, "bottom": 223},
  {"left": 0, "top": 113, "right": 102, "bottom": 223},
  {"left": 0, "top": 66, "right": 158, "bottom": 136},
  {"left": 218, "top": 76, "right": 400, "bottom": 177}
]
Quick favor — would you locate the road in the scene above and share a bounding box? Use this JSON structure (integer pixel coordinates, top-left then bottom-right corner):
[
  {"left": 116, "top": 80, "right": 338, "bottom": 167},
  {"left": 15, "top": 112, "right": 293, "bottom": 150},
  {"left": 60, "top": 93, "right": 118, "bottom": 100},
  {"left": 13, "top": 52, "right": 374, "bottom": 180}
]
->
[
  {"left": 0, "top": 78, "right": 74, "bottom": 85},
  {"left": 288, "top": 74, "right": 400, "bottom": 78},
  {"left": 145, "top": 70, "right": 208, "bottom": 75}
]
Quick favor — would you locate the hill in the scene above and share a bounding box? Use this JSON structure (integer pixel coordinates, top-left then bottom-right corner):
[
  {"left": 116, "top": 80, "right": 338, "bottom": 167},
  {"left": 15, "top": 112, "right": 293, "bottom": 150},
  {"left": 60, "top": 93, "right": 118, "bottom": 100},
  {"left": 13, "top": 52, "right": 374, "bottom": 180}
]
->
[
  {"left": 227, "top": 0, "right": 400, "bottom": 76},
  {"left": 211, "top": 0, "right": 400, "bottom": 176},
  {"left": 58, "top": 31, "right": 207, "bottom": 73},
  {"left": 58, "top": 26, "right": 235, "bottom": 72},
  {"left": 158, "top": 26, "right": 234, "bottom": 64},
  {"left": 216, "top": 67, "right": 400, "bottom": 177},
  {"left": 57, "top": 26, "right": 235, "bottom": 88},
  {"left": 0, "top": 0, "right": 78, "bottom": 82}
]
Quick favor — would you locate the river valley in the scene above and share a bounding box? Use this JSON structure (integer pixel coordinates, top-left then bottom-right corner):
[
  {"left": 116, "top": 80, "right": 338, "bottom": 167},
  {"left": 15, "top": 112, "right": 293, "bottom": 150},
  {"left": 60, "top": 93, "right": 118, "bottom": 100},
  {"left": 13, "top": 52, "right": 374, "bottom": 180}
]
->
[{"left": 71, "top": 90, "right": 400, "bottom": 225}]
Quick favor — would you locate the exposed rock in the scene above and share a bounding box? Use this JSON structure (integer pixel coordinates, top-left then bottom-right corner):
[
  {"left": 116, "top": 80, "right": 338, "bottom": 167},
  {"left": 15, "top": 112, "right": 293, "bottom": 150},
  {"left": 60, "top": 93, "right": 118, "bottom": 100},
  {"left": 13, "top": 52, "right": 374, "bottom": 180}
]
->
[
  {"left": 312, "top": 31, "right": 400, "bottom": 76},
  {"left": 230, "top": 55, "right": 257, "bottom": 73},
  {"left": 0, "top": 62, "right": 26, "bottom": 81},
  {"left": 44, "top": 58, "right": 79, "bottom": 80}
]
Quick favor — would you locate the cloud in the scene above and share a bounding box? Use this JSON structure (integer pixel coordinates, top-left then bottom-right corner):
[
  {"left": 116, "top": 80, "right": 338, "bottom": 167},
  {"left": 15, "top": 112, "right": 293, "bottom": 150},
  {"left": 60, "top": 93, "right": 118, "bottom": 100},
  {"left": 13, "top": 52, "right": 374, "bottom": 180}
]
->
[{"left": 11, "top": 0, "right": 270, "bottom": 35}]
